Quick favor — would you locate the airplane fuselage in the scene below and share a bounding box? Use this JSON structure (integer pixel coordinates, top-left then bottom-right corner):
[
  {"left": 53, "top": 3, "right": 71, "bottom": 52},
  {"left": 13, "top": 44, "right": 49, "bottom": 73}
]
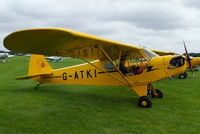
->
[{"left": 34, "top": 55, "right": 187, "bottom": 89}]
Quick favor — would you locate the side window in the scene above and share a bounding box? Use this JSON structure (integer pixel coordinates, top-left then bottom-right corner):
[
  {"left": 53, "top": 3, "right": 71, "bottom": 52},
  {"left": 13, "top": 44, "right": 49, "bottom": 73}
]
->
[{"left": 104, "top": 61, "right": 115, "bottom": 69}]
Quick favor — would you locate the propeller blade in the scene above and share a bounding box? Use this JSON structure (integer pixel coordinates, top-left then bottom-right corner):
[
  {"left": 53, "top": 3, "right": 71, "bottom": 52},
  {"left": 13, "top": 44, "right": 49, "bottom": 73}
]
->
[{"left": 183, "top": 40, "right": 193, "bottom": 75}]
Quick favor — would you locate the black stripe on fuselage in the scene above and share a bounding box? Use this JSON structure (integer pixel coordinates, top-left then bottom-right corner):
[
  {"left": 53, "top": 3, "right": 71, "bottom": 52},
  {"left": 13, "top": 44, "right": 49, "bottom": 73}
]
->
[{"left": 98, "top": 70, "right": 118, "bottom": 74}]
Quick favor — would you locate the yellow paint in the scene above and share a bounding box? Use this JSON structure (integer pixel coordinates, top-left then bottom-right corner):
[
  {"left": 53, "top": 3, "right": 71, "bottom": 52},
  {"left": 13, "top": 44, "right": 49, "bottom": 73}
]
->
[
  {"left": 3, "top": 28, "right": 144, "bottom": 60},
  {"left": 132, "top": 85, "right": 148, "bottom": 96},
  {"left": 152, "top": 49, "right": 178, "bottom": 56},
  {"left": 141, "top": 100, "right": 147, "bottom": 106},
  {"left": 191, "top": 57, "right": 200, "bottom": 68}
]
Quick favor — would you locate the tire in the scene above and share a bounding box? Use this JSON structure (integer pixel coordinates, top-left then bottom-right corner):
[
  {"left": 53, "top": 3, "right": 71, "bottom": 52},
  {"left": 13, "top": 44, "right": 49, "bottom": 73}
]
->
[
  {"left": 178, "top": 73, "right": 187, "bottom": 79},
  {"left": 194, "top": 68, "right": 198, "bottom": 71},
  {"left": 151, "top": 89, "right": 163, "bottom": 98},
  {"left": 138, "top": 96, "right": 152, "bottom": 108}
]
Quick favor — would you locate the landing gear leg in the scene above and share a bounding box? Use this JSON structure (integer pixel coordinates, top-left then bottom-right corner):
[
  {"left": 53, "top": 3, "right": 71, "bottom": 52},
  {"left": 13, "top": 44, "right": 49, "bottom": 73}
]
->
[
  {"left": 148, "top": 83, "right": 164, "bottom": 98},
  {"left": 34, "top": 83, "right": 41, "bottom": 89},
  {"left": 178, "top": 72, "right": 187, "bottom": 79},
  {"left": 132, "top": 85, "right": 152, "bottom": 108}
]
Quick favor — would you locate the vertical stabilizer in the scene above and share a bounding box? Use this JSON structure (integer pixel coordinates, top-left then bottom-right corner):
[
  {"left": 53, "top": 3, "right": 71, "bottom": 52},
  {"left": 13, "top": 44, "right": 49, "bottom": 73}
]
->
[{"left": 28, "top": 54, "right": 53, "bottom": 75}]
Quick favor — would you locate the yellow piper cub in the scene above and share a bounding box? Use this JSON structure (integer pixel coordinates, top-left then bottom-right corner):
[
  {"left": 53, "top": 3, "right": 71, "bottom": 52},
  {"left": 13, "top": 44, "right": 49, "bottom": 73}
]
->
[
  {"left": 190, "top": 57, "right": 200, "bottom": 68},
  {"left": 4, "top": 28, "right": 188, "bottom": 108}
]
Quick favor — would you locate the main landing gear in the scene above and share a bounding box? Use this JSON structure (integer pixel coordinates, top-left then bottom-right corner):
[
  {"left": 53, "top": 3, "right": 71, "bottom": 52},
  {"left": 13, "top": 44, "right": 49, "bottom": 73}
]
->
[
  {"left": 138, "top": 96, "right": 152, "bottom": 108},
  {"left": 137, "top": 84, "right": 164, "bottom": 108},
  {"left": 178, "top": 72, "right": 187, "bottom": 79},
  {"left": 151, "top": 88, "right": 163, "bottom": 98}
]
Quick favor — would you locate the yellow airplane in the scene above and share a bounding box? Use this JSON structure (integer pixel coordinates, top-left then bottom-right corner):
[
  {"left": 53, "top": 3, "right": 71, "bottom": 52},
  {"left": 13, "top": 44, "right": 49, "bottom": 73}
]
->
[
  {"left": 4, "top": 28, "right": 189, "bottom": 108},
  {"left": 190, "top": 57, "right": 200, "bottom": 68},
  {"left": 178, "top": 56, "right": 200, "bottom": 79}
]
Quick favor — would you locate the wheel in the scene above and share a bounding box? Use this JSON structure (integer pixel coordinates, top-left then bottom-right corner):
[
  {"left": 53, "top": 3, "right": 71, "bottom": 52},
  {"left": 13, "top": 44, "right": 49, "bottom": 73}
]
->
[
  {"left": 151, "top": 89, "right": 163, "bottom": 98},
  {"left": 138, "top": 96, "right": 152, "bottom": 108},
  {"left": 178, "top": 73, "right": 187, "bottom": 79}
]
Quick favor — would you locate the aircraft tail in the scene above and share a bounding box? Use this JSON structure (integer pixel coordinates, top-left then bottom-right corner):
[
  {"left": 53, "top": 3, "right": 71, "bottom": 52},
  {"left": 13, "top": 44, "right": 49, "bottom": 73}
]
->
[{"left": 17, "top": 54, "right": 53, "bottom": 80}]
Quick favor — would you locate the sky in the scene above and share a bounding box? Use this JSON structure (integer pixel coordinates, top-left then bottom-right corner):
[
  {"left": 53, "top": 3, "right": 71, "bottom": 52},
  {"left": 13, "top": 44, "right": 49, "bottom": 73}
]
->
[{"left": 1, "top": 0, "right": 200, "bottom": 54}]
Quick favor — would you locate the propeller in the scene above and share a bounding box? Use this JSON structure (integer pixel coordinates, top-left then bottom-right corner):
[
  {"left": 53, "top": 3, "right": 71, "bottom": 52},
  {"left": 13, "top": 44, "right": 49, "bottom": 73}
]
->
[{"left": 183, "top": 40, "right": 193, "bottom": 75}]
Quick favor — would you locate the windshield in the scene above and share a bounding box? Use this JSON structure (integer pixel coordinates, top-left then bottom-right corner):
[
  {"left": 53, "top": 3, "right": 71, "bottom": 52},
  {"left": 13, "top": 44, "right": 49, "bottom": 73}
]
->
[{"left": 143, "top": 48, "right": 158, "bottom": 60}]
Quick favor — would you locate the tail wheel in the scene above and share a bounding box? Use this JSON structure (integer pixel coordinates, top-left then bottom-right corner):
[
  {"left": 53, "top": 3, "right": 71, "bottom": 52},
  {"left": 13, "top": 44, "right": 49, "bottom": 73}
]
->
[
  {"left": 138, "top": 96, "right": 152, "bottom": 108},
  {"left": 151, "top": 89, "right": 163, "bottom": 98}
]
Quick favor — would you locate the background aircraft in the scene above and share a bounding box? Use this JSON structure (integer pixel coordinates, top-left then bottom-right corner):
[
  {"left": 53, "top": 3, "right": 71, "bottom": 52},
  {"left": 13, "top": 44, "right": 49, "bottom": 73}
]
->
[
  {"left": 0, "top": 53, "right": 15, "bottom": 63},
  {"left": 152, "top": 44, "right": 200, "bottom": 79},
  {"left": 0, "top": 53, "right": 8, "bottom": 63},
  {"left": 45, "top": 56, "right": 63, "bottom": 62}
]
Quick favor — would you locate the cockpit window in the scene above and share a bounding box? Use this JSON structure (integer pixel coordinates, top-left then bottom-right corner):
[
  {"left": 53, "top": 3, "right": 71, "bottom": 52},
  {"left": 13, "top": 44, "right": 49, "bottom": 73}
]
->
[
  {"left": 104, "top": 61, "right": 115, "bottom": 69},
  {"left": 143, "top": 48, "right": 158, "bottom": 60}
]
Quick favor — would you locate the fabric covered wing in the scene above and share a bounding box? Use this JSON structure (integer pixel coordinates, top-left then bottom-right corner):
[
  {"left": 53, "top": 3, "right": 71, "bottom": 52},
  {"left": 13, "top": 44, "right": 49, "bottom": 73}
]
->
[
  {"left": 152, "top": 49, "right": 178, "bottom": 56},
  {"left": 4, "top": 28, "right": 144, "bottom": 60}
]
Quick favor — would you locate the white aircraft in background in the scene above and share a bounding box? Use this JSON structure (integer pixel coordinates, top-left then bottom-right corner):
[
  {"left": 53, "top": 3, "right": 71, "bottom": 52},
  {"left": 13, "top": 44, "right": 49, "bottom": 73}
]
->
[
  {"left": 0, "top": 53, "right": 8, "bottom": 62},
  {"left": 0, "top": 53, "right": 14, "bottom": 63},
  {"left": 45, "top": 56, "right": 63, "bottom": 62}
]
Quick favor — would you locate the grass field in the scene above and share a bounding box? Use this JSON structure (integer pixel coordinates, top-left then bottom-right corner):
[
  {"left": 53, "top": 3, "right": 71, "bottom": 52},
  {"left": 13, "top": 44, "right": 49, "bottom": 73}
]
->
[{"left": 0, "top": 56, "right": 200, "bottom": 134}]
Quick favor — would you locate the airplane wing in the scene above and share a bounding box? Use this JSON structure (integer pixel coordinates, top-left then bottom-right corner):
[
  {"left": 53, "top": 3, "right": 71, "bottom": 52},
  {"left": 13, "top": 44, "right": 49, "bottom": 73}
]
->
[
  {"left": 4, "top": 28, "right": 147, "bottom": 61},
  {"left": 151, "top": 49, "right": 178, "bottom": 56}
]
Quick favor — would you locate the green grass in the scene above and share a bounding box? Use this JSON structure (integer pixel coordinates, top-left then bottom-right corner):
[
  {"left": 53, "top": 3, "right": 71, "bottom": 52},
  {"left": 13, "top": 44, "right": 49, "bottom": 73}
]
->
[{"left": 0, "top": 56, "right": 200, "bottom": 134}]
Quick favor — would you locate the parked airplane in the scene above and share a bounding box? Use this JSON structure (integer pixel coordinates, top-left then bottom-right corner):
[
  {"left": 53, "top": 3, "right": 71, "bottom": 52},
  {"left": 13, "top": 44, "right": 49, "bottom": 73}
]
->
[
  {"left": 0, "top": 53, "right": 8, "bottom": 63},
  {"left": 46, "top": 56, "right": 63, "bottom": 62},
  {"left": 4, "top": 28, "right": 189, "bottom": 108}
]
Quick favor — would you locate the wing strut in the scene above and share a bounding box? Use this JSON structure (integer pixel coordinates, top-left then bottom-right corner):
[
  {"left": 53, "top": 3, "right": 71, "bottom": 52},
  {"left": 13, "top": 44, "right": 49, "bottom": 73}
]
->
[
  {"left": 78, "top": 57, "right": 129, "bottom": 86},
  {"left": 97, "top": 45, "right": 132, "bottom": 87},
  {"left": 118, "top": 47, "right": 121, "bottom": 69}
]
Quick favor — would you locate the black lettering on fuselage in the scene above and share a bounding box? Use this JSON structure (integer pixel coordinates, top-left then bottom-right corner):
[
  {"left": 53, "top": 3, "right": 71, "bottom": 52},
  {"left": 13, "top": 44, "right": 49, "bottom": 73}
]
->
[
  {"left": 62, "top": 72, "right": 67, "bottom": 80},
  {"left": 62, "top": 69, "right": 98, "bottom": 80},
  {"left": 80, "top": 70, "right": 84, "bottom": 79},
  {"left": 86, "top": 70, "right": 92, "bottom": 78},
  {"left": 74, "top": 71, "right": 79, "bottom": 79},
  {"left": 94, "top": 69, "right": 97, "bottom": 78}
]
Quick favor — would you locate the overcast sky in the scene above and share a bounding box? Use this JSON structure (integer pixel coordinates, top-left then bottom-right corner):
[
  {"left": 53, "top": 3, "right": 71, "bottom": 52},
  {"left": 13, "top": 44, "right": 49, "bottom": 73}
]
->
[{"left": 1, "top": 0, "right": 200, "bottom": 53}]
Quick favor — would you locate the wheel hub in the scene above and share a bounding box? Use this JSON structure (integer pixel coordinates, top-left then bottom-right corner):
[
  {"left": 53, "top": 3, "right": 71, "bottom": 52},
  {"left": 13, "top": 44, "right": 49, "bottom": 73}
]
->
[{"left": 141, "top": 100, "right": 147, "bottom": 106}]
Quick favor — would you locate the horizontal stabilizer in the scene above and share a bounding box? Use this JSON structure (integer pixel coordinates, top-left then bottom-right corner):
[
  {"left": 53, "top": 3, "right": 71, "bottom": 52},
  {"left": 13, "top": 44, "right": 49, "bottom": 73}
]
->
[{"left": 16, "top": 72, "right": 52, "bottom": 80}]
